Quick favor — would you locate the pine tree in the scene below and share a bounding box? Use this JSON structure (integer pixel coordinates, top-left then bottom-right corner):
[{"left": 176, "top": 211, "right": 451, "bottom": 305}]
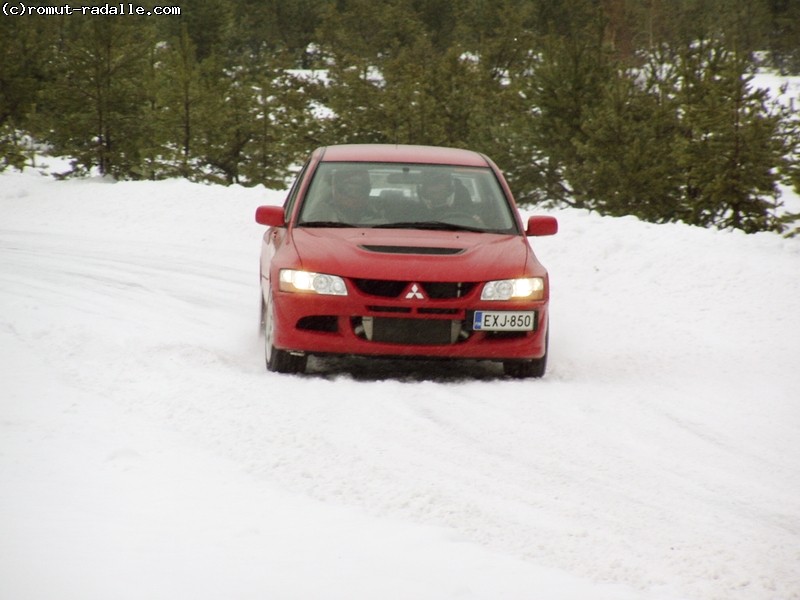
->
[
  {"left": 191, "top": 57, "right": 253, "bottom": 184},
  {"left": 156, "top": 25, "right": 204, "bottom": 178},
  {"left": 237, "top": 64, "right": 315, "bottom": 187},
  {"left": 40, "top": 16, "right": 157, "bottom": 177},
  {"left": 232, "top": 0, "right": 327, "bottom": 65},
  {"left": 768, "top": 0, "right": 800, "bottom": 74},
  {"left": 519, "top": 5, "right": 614, "bottom": 207},
  {"left": 0, "top": 16, "right": 57, "bottom": 170},
  {"left": 571, "top": 71, "right": 684, "bottom": 221},
  {"left": 166, "top": 0, "right": 234, "bottom": 62},
  {"left": 378, "top": 36, "right": 456, "bottom": 146},
  {"left": 675, "top": 38, "right": 787, "bottom": 232}
]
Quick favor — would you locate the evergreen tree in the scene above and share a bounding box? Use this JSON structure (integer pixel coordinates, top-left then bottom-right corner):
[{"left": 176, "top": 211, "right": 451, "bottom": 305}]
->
[
  {"left": 376, "top": 37, "right": 500, "bottom": 148},
  {"left": 374, "top": 35, "right": 448, "bottom": 146},
  {"left": 519, "top": 2, "right": 613, "bottom": 207},
  {"left": 0, "top": 16, "right": 57, "bottom": 170},
  {"left": 315, "top": 0, "right": 428, "bottom": 145},
  {"left": 131, "top": 38, "right": 165, "bottom": 180},
  {"left": 40, "top": 16, "right": 157, "bottom": 177},
  {"left": 571, "top": 71, "right": 684, "bottom": 221},
  {"left": 768, "top": 0, "right": 800, "bottom": 74},
  {"left": 675, "top": 38, "right": 787, "bottom": 232},
  {"left": 167, "top": 0, "right": 234, "bottom": 61},
  {"left": 316, "top": 0, "right": 416, "bottom": 63},
  {"left": 315, "top": 0, "right": 510, "bottom": 153},
  {"left": 156, "top": 25, "right": 204, "bottom": 178},
  {"left": 232, "top": 0, "right": 328, "bottom": 65},
  {"left": 191, "top": 57, "right": 253, "bottom": 184},
  {"left": 237, "top": 65, "right": 316, "bottom": 186},
  {"left": 318, "top": 57, "right": 388, "bottom": 145}
]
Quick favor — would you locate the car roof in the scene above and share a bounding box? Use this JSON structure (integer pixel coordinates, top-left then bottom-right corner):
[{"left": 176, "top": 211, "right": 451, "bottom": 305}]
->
[{"left": 317, "top": 144, "right": 491, "bottom": 167}]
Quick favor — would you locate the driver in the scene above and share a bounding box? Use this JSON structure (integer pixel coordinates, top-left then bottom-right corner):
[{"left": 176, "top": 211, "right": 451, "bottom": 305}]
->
[
  {"left": 417, "top": 170, "right": 485, "bottom": 229},
  {"left": 419, "top": 170, "right": 471, "bottom": 212}
]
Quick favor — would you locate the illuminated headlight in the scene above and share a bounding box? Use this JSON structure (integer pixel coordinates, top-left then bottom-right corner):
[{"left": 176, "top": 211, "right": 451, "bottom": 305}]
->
[
  {"left": 481, "top": 277, "right": 544, "bottom": 300},
  {"left": 279, "top": 269, "right": 347, "bottom": 295}
]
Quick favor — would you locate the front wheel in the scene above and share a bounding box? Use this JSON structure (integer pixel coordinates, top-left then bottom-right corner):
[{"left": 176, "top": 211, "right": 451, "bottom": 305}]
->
[
  {"left": 503, "top": 355, "right": 546, "bottom": 378},
  {"left": 262, "top": 292, "right": 307, "bottom": 374},
  {"left": 503, "top": 329, "right": 548, "bottom": 379}
]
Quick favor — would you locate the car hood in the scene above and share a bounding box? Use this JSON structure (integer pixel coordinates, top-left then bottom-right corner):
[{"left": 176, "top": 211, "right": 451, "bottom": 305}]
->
[{"left": 290, "top": 227, "right": 537, "bottom": 281}]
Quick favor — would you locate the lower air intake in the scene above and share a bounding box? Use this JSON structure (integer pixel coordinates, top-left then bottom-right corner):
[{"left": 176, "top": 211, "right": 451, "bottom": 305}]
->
[{"left": 357, "top": 317, "right": 463, "bottom": 345}]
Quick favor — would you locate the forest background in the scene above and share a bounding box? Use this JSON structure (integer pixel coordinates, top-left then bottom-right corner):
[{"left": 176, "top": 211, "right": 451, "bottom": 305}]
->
[{"left": 2, "top": 0, "right": 799, "bottom": 234}]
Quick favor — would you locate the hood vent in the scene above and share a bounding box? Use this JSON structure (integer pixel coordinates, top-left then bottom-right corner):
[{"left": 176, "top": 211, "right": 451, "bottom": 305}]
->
[{"left": 360, "top": 244, "right": 464, "bottom": 255}]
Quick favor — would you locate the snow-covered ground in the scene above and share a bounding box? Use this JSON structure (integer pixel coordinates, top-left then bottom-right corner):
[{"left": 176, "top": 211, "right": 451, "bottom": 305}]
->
[{"left": 1, "top": 158, "right": 799, "bottom": 600}]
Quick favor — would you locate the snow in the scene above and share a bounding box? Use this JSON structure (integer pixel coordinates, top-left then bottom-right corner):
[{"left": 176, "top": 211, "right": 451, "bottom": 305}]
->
[{"left": 1, "top": 158, "right": 799, "bottom": 600}]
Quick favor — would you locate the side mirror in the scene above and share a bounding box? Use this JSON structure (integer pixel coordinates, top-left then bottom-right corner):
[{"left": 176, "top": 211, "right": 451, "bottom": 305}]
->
[
  {"left": 255, "top": 205, "right": 285, "bottom": 227},
  {"left": 526, "top": 215, "right": 558, "bottom": 237}
]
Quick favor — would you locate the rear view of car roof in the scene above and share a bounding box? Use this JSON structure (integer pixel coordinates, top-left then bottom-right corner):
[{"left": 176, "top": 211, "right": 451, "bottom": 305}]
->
[{"left": 318, "top": 144, "right": 490, "bottom": 167}]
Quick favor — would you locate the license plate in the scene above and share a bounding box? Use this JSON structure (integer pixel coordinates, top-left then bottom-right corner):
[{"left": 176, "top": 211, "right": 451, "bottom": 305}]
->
[{"left": 472, "top": 311, "right": 535, "bottom": 331}]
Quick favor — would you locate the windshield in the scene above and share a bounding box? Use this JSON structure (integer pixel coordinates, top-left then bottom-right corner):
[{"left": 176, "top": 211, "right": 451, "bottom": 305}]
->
[{"left": 297, "top": 162, "right": 518, "bottom": 234}]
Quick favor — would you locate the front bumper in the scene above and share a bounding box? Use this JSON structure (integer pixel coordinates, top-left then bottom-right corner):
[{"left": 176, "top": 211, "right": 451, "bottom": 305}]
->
[{"left": 267, "top": 282, "right": 549, "bottom": 361}]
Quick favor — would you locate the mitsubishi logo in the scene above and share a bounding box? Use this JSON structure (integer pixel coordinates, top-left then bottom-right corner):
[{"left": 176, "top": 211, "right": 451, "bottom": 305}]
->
[{"left": 405, "top": 283, "right": 425, "bottom": 300}]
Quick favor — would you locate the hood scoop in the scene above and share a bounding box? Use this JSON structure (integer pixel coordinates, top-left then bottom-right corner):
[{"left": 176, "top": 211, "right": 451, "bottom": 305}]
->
[{"left": 360, "top": 244, "right": 465, "bottom": 255}]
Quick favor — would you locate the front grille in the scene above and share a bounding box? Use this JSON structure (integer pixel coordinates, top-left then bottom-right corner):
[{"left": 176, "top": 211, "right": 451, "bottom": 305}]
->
[
  {"left": 424, "top": 282, "right": 477, "bottom": 299},
  {"left": 353, "top": 316, "right": 469, "bottom": 345},
  {"left": 353, "top": 279, "right": 477, "bottom": 299},
  {"left": 353, "top": 279, "right": 407, "bottom": 298}
]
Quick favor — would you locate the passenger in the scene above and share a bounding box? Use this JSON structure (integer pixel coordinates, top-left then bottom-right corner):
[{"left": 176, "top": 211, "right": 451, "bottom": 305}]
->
[
  {"left": 329, "top": 168, "right": 372, "bottom": 222},
  {"left": 303, "top": 167, "right": 373, "bottom": 224}
]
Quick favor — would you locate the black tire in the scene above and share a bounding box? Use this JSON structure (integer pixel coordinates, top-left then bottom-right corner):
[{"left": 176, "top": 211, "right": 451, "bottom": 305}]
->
[
  {"left": 503, "top": 329, "right": 548, "bottom": 379},
  {"left": 503, "top": 355, "right": 546, "bottom": 378},
  {"left": 259, "top": 291, "right": 266, "bottom": 334},
  {"left": 263, "top": 292, "right": 307, "bottom": 374}
]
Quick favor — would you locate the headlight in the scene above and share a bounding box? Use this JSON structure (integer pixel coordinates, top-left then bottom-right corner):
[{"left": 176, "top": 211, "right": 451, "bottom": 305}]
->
[
  {"left": 481, "top": 277, "right": 544, "bottom": 300},
  {"left": 279, "top": 269, "right": 347, "bottom": 295}
]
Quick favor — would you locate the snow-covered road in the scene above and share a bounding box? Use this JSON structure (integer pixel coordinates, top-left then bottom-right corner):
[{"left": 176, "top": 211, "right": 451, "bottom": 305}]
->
[{"left": 1, "top": 167, "right": 799, "bottom": 600}]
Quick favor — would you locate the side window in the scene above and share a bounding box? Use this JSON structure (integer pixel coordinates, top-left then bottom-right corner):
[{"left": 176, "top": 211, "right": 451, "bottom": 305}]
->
[{"left": 283, "top": 159, "right": 311, "bottom": 221}]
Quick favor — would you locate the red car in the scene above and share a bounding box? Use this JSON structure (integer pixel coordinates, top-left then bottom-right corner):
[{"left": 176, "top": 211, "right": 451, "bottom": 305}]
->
[{"left": 256, "top": 144, "right": 557, "bottom": 377}]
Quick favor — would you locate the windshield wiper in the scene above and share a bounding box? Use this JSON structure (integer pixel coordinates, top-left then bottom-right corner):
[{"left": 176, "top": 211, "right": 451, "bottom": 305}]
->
[
  {"left": 298, "top": 221, "right": 357, "bottom": 228},
  {"left": 373, "top": 221, "right": 484, "bottom": 233}
]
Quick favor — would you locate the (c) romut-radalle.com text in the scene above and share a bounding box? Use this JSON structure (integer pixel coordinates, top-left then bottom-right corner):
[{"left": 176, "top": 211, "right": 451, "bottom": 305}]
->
[{"left": 2, "top": 2, "right": 181, "bottom": 16}]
